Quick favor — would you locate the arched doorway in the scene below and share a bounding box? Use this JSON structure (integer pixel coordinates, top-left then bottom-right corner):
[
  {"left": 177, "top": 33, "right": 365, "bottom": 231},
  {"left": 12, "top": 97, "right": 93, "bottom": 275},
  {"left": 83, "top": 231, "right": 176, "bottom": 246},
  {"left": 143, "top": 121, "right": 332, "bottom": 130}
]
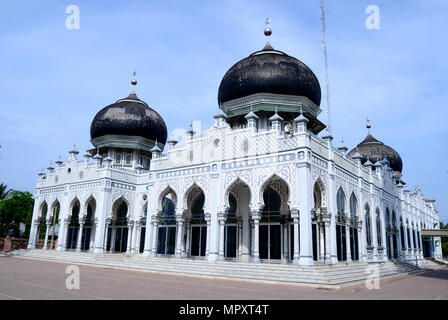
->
[
  {"left": 157, "top": 194, "right": 177, "bottom": 255},
  {"left": 349, "top": 193, "right": 359, "bottom": 261},
  {"left": 336, "top": 188, "right": 347, "bottom": 261},
  {"left": 66, "top": 199, "right": 80, "bottom": 250},
  {"left": 376, "top": 209, "right": 383, "bottom": 258},
  {"left": 385, "top": 209, "right": 392, "bottom": 259},
  {"left": 48, "top": 201, "right": 60, "bottom": 249},
  {"left": 224, "top": 194, "right": 238, "bottom": 258},
  {"left": 185, "top": 186, "right": 206, "bottom": 257},
  {"left": 36, "top": 202, "right": 48, "bottom": 248},
  {"left": 365, "top": 204, "right": 374, "bottom": 260},
  {"left": 81, "top": 198, "right": 95, "bottom": 251},
  {"left": 260, "top": 186, "right": 283, "bottom": 260},
  {"left": 391, "top": 211, "right": 398, "bottom": 259},
  {"left": 107, "top": 199, "right": 129, "bottom": 253}
]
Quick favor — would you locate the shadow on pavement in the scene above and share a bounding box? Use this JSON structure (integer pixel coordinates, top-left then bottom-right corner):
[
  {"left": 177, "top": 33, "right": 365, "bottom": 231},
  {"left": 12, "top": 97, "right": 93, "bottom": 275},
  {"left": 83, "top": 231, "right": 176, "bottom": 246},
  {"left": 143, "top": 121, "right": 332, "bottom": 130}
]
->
[{"left": 416, "top": 269, "right": 448, "bottom": 280}]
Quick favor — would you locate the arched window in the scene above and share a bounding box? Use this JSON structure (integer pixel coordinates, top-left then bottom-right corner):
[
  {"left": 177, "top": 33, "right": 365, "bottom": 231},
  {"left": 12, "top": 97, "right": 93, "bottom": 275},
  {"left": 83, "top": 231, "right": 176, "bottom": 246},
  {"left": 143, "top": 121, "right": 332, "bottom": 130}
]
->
[
  {"left": 114, "top": 153, "right": 122, "bottom": 165},
  {"left": 365, "top": 205, "right": 372, "bottom": 246},
  {"left": 376, "top": 209, "right": 382, "bottom": 246},
  {"left": 349, "top": 194, "right": 357, "bottom": 220},
  {"left": 337, "top": 188, "right": 345, "bottom": 220},
  {"left": 125, "top": 154, "right": 132, "bottom": 166}
]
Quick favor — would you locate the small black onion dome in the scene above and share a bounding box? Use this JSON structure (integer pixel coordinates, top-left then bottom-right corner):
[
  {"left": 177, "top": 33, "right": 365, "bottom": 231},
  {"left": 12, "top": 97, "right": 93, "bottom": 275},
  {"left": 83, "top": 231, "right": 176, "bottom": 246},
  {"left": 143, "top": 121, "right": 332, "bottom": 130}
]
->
[
  {"left": 218, "top": 49, "right": 321, "bottom": 106},
  {"left": 348, "top": 134, "right": 403, "bottom": 173},
  {"left": 90, "top": 93, "right": 167, "bottom": 145}
]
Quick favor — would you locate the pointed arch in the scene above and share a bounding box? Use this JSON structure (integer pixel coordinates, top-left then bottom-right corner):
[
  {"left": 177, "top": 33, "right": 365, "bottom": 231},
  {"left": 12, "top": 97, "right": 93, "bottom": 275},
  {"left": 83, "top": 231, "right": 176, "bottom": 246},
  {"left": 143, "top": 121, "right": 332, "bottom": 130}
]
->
[
  {"left": 157, "top": 186, "right": 178, "bottom": 213},
  {"left": 39, "top": 200, "right": 48, "bottom": 219},
  {"left": 84, "top": 195, "right": 97, "bottom": 213},
  {"left": 349, "top": 193, "right": 358, "bottom": 218},
  {"left": 112, "top": 196, "right": 130, "bottom": 219},
  {"left": 336, "top": 187, "right": 346, "bottom": 217},
  {"left": 224, "top": 178, "right": 251, "bottom": 216},
  {"left": 259, "top": 174, "right": 290, "bottom": 213},
  {"left": 183, "top": 183, "right": 205, "bottom": 215},
  {"left": 313, "top": 177, "right": 327, "bottom": 209}
]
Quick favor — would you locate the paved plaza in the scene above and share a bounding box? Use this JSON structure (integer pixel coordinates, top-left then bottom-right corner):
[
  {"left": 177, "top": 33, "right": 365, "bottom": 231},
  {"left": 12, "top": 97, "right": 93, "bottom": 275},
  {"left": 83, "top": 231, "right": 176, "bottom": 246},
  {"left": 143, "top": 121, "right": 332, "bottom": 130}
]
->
[{"left": 0, "top": 256, "right": 447, "bottom": 300}]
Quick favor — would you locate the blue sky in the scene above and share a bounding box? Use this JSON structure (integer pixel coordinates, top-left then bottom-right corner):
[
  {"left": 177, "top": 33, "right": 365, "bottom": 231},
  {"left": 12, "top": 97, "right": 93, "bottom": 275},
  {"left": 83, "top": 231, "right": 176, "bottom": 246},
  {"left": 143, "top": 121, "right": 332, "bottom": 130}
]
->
[{"left": 0, "top": 0, "right": 446, "bottom": 222}]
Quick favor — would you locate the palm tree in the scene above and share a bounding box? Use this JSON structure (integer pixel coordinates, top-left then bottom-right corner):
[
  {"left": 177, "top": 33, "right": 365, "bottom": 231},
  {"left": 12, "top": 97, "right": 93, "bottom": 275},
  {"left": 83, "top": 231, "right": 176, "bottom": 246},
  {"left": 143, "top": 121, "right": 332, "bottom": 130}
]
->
[{"left": 0, "top": 183, "right": 11, "bottom": 200}]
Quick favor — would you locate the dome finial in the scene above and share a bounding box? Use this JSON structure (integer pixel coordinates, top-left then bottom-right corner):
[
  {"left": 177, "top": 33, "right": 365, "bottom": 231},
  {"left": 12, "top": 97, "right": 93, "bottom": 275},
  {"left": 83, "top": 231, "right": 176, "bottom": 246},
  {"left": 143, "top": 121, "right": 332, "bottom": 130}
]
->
[
  {"left": 366, "top": 117, "right": 371, "bottom": 134},
  {"left": 263, "top": 17, "right": 273, "bottom": 50},
  {"left": 131, "top": 70, "right": 137, "bottom": 94}
]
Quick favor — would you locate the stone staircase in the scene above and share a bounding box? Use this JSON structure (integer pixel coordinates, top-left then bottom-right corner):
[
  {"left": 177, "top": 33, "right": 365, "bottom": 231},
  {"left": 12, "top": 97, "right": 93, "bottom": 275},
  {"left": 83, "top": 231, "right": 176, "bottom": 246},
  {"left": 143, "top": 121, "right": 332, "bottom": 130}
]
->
[
  {"left": 8, "top": 249, "right": 421, "bottom": 288},
  {"left": 421, "top": 258, "right": 447, "bottom": 270}
]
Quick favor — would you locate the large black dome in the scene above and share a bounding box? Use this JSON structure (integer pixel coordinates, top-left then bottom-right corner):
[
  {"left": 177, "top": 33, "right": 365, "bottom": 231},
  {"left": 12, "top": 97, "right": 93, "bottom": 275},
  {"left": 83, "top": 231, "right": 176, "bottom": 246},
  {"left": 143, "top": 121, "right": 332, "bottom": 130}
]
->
[
  {"left": 348, "top": 134, "right": 403, "bottom": 173},
  {"left": 218, "top": 48, "right": 321, "bottom": 106},
  {"left": 90, "top": 93, "right": 167, "bottom": 145}
]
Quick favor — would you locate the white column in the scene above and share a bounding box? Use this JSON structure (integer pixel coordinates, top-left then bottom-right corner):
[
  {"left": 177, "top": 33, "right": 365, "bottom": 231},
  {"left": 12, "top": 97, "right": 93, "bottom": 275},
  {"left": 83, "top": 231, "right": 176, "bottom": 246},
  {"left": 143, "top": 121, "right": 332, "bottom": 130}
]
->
[
  {"left": 319, "top": 223, "right": 325, "bottom": 261},
  {"left": 150, "top": 218, "right": 159, "bottom": 256},
  {"left": 298, "top": 162, "right": 313, "bottom": 265},
  {"left": 131, "top": 222, "right": 138, "bottom": 254},
  {"left": 252, "top": 212, "right": 260, "bottom": 263},
  {"left": 324, "top": 220, "right": 331, "bottom": 263},
  {"left": 205, "top": 214, "right": 212, "bottom": 258},
  {"left": 103, "top": 220, "right": 110, "bottom": 252},
  {"left": 135, "top": 223, "right": 142, "bottom": 254},
  {"left": 218, "top": 214, "right": 226, "bottom": 260},
  {"left": 93, "top": 188, "right": 110, "bottom": 254},
  {"left": 346, "top": 225, "right": 352, "bottom": 262},
  {"left": 250, "top": 221, "right": 254, "bottom": 258},
  {"left": 185, "top": 220, "right": 191, "bottom": 257},
  {"left": 237, "top": 220, "right": 243, "bottom": 258},
  {"left": 126, "top": 223, "right": 133, "bottom": 254},
  {"left": 110, "top": 224, "right": 116, "bottom": 252},
  {"left": 43, "top": 223, "right": 50, "bottom": 250},
  {"left": 328, "top": 174, "right": 338, "bottom": 264},
  {"left": 175, "top": 215, "right": 184, "bottom": 258},
  {"left": 359, "top": 222, "right": 366, "bottom": 261},
  {"left": 62, "top": 219, "right": 69, "bottom": 250},
  {"left": 292, "top": 210, "right": 300, "bottom": 264},
  {"left": 28, "top": 203, "right": 40, "bottom": 249},
  {"left": 208, "top": 173, "right": 220, "bottom": 261},
  {"left": 143, "top": 182, "right": 155, "bottom": 257},
  {"left": 76, "top": 222, "right": 84, "bottom": 252}
]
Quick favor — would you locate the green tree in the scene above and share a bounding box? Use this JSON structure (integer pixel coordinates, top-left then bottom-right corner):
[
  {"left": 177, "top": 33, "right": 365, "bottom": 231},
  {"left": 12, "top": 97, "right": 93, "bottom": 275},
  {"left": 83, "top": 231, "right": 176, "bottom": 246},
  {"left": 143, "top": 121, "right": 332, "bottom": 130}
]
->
[
  {"left": 0, "top": 183, "right": 11, "bottom": 200},
  {"left": 0, "top": 190, "right": 34, "bottom": 237}
]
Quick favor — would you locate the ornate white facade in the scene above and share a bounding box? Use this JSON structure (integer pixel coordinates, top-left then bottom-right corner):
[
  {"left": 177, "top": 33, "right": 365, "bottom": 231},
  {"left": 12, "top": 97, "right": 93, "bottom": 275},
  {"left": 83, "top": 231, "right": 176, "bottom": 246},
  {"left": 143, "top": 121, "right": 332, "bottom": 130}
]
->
[{"left": 27, "top": 27, "right": 443, "bottom": 267}]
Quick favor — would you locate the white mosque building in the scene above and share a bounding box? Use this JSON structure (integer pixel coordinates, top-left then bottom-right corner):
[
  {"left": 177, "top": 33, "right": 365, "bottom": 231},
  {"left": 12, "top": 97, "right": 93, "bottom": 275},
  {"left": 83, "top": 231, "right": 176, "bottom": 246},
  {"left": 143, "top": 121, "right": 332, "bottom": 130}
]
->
[{"left": 27, "top": 25, "right": 443, "bottom": 267}]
